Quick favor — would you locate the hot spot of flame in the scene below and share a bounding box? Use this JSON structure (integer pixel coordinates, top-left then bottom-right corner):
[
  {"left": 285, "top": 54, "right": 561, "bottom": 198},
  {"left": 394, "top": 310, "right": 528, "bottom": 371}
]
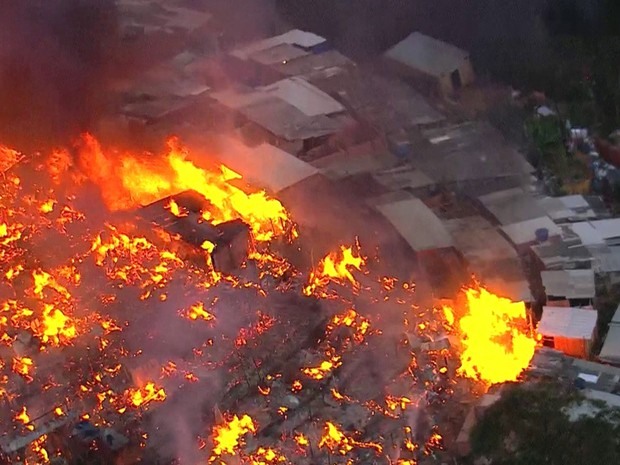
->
[
  {"left": 318, "top": 421, "right": 382, "bottom": 455},
  {"left": 15, "top": 406, "right": 32, "bottom": 428},
  {"left": 35, "top": 304, "right": 78, "bottom": 346},
  {"left": 76, "top": 134, "right": 293, "bottom": 242},
  {"left": 301, "top": 355, "right": 342, "bottom": 380},
  {"left": 294, "top": 433, "right": 309, "bottom": 447},
  {"left": 12, "top": 357, "right": 34, "bottom": 382},
  {"left": 249, "top": 447, "right": 286, "bottom": 465},
  {"left": 126, "top": 382, "right": 166, "bottom": 408},
  {"left": 166, "top": 198, "right": 188, "bottom": 217},
  {"left": 451, "top": 286, "right": 538, "bottom": 386},
  {"left": 211, "top": 414, "right": 257, "bottom": 458},
  {"left": 187, "top": 302, "right": 215, "bottom": 322},
  {"left": 303, "top": 245, "right": 365, "bottom": 296}
]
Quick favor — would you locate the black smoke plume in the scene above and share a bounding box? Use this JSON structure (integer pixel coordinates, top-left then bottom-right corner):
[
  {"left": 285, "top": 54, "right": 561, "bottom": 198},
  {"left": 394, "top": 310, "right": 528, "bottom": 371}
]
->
[{"left": 0, "top": 0, "right": 118, "bottom": 149}]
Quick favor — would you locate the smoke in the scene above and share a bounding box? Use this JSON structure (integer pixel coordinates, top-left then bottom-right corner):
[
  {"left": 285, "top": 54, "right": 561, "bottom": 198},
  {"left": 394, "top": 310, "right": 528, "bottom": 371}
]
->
[{"left": 0, "top": 0, "right": 119, "bottom": 149}]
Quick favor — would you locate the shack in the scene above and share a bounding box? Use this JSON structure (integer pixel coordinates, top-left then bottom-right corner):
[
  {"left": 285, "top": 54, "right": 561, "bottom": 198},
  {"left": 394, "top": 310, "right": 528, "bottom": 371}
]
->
[
  {"left": 384, "top": 32, "right": 474, "bottom": 98},
  {"left": 538, "top": 306, "right": 598, "bottom": 358},
  {"left": 137, "top": 190, "right": 250, "bottom": 274}
]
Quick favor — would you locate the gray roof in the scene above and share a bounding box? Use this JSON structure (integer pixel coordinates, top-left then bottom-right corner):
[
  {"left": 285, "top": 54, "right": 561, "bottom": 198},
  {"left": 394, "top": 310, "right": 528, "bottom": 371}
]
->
[
  {"left": 239, "top": 97, "right": 344, "bottom": 141},
  {"left": 501, "top": 216, "right": 561, "bottom": 246},
  {"left": 539, "top": 306, "right": 597, "bottom": 339},
  {"left": 443, "top": 216, "right": 518, "bottom": 268},
  {"left": 272, "top": 50, "right": 354, "bottom": 78},
  {"left": 541, "top": 269, "right": 596, "bottom": 299},
  {"left": 385, "top": 32, "right": 469, "bottom": 77},
  {"left": 600, "top": 325, "right": 620, "bottom": 364},
  {"left": 416, "top": 122, "right": 534, "bottom": 184},
  {"left": 587, "top": 245, "right": 620, "bottom": 273},
  {"left": 531, "top": 240, "right": 592, "bottom": 270},
  {"left": 376, "top": 196, "right": 454, "bottom": 252},
  {"left": 478, "top": 188, "right": 545, "bottom": 225},
  {"left": 538, "top": 195, "right": 609, "bottom": 223},
  {"left": 213, "top": 137, "right": 319, "bottom": 193},
  {"left": 247, "top": 43, "right": 310, "bottom": 66},
  {"left": 309, "top": 71, "right": 445, "bottom": 131}
]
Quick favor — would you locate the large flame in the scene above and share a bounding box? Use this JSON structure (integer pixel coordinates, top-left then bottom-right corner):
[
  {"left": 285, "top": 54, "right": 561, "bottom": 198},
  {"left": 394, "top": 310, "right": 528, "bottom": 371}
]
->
[
  {"left": 449, "top": 287, "right": 537, "bottom": 385},
  {"left": 303, "top": 245, "right": 365, "bottom": 296},
  {"left": 75, "top": 134, "right": 293, "bottom": 242}
]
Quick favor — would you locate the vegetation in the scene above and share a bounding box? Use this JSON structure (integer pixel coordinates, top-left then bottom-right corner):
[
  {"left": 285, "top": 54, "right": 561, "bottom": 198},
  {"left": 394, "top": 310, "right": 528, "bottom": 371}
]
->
[{"left": 470, "top": 381, "right": 620, "bottom": 465}]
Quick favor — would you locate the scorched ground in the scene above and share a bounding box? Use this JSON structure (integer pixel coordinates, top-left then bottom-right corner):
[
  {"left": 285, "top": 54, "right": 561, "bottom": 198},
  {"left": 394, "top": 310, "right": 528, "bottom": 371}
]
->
[{"left": 0, "top": 136, "right": 538, "bottom": 465}]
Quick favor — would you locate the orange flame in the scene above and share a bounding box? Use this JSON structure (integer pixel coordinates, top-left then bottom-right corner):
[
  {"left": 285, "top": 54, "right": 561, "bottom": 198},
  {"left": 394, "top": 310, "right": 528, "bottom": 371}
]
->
[
  {"left": 318, "top": 421, "right": 382, "bottom": 455},
  {"left": 451, "top": 287, "right": 537, "bottom": 386},
  {"left": 187, "top": 302, "right": 215, "bottom": 322},
  {"left": 126, "top": 381, "right": 167, "bottom": 408},
  {"left": 303, "top": 245, "right": 365, "bottom": 296},
  {"left": 76, "top": 134, "right": 293, "bottom": 242},
  {"left": 34, "top": 304, "right": 78, "bottom": 346},
  {"left": 301, "top": 355, "right": 342, "bottom": 380},
  {"left": 211, "top": 414, "right": 257, "bottom": 458}
]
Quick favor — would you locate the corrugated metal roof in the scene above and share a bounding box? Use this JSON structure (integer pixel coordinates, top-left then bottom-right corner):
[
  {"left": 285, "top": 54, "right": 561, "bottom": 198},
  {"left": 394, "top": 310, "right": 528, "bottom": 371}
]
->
[
  {"left": 443, "top": 216, "right": 517, "bottom": 265},
  {"left": 501, "top": 216, "right": 561, "bottom": 245},
  {"left": 248, "top": 43, "right": 310, "bottom": 66},
  {"left": 417, "top": 122, "right": 534, "bottom": 184},
  {"left": 599, "top": 325, "right": 620, "bottom": 363},
  {"left": 590, "top": 218, "right": 620, "bottom": 245},
  {"left": 376, "top": 197, "right": 454, "bottom": 252},
  {"left": 531, "top": 240, "right": 592, "bottom": 270},
  {"left": 568, "top": 222, "right": 606, "bottom": 246},
  {"left": 541, "top": 269, "right": 595, "bottom": 299},
  {"left": 213, "top": 137, "right": 319, "bottom": 193},
  {"left": 260, "top": 77, "right": 345, "bottom": 117},
  {"left": 231, "top": 29, "right": 326, "bottom": 60},
  {"left": 538, "top": 306, "right": 597, "bottom": 339},
  {"left": 238, "top": 97, "right": 343, "bottom": 140},
  {"left": 587, "top": 245, "right": 620, "bottom": 273},
  {"left": 478, "top": 188, "right": 545, "bottom": 225},
  {"left": 384, "top": 32, "right": 469, "bottom": 77}
]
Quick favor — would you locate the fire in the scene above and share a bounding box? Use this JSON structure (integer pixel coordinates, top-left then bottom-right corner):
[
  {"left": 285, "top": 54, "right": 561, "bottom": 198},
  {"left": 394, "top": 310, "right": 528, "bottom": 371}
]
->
[
  {"left": 211, "top": 414, "right": 257, "bottom": 457},
  {"left": 15, "top": 406, "right": 32, "bottom": 427},
  {"left": 166, "top": 198, "right": 187, "bottom": 217},
  {"left": 12, "top": 357, "right": 34, "bottom": 381},
  {"left": 451, "top": 286, "right": 537, "bottom": 385},
  {"left": 76, "top": 134, "right": 293, "bottom": 242},
  {"left": 318, "top": 421, "right": 382, "bottom": 455},
  {"left": 303, "top": 245, "right": 365, "bottom": 296},
  {"left": 249, "top": 447, "right": 286, "bottom": 465},
  {"left": 187, "top": 302, "right": 215, "bottom": 322},
  {"left": 301, "top": 355, "right": 342, "bottom": 380},
  {"left": 126, "top": 381, "right": 167, "bottom": 408},
  {"left": 32, "top": 269, "right": 72, "bottom": 300},
  {"left": 294, "top": 433, "right": 309, "bottom": 447},
  {"left": 35, "top": 304, "right": 78, "bottom": 346}
]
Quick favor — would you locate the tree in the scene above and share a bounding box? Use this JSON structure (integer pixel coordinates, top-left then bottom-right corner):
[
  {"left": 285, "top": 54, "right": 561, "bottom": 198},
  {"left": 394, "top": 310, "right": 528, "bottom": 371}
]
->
[{"left": 470, "top": 381, "right": 620, "bottom": 465}]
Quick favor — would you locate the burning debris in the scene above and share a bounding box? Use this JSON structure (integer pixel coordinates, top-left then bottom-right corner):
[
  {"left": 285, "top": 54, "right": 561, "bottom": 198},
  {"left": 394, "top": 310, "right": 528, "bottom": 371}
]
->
[{"left": 0, "top": 134, "right": 540, "bottom": 465}]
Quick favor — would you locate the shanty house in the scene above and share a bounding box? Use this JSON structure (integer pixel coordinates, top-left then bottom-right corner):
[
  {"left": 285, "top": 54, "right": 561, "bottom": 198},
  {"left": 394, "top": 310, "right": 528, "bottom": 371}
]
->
[
  {"left": 384, "top": 32, "right": 474, "bottom": 98},
  {"left": 538, "top": 306, "right": 598, "bottom": 358},
  {"left": 374, "top": 194, "right": 465, "bottom": 296},
  {"left": 226, "top": 29, "right": 329, "bottom": 86},
  {"left": 210, "top": 78, "right": 348, "bottom": 155},
  {"left": 137, "top": 190, "right": 250, "bottom": 274}
]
